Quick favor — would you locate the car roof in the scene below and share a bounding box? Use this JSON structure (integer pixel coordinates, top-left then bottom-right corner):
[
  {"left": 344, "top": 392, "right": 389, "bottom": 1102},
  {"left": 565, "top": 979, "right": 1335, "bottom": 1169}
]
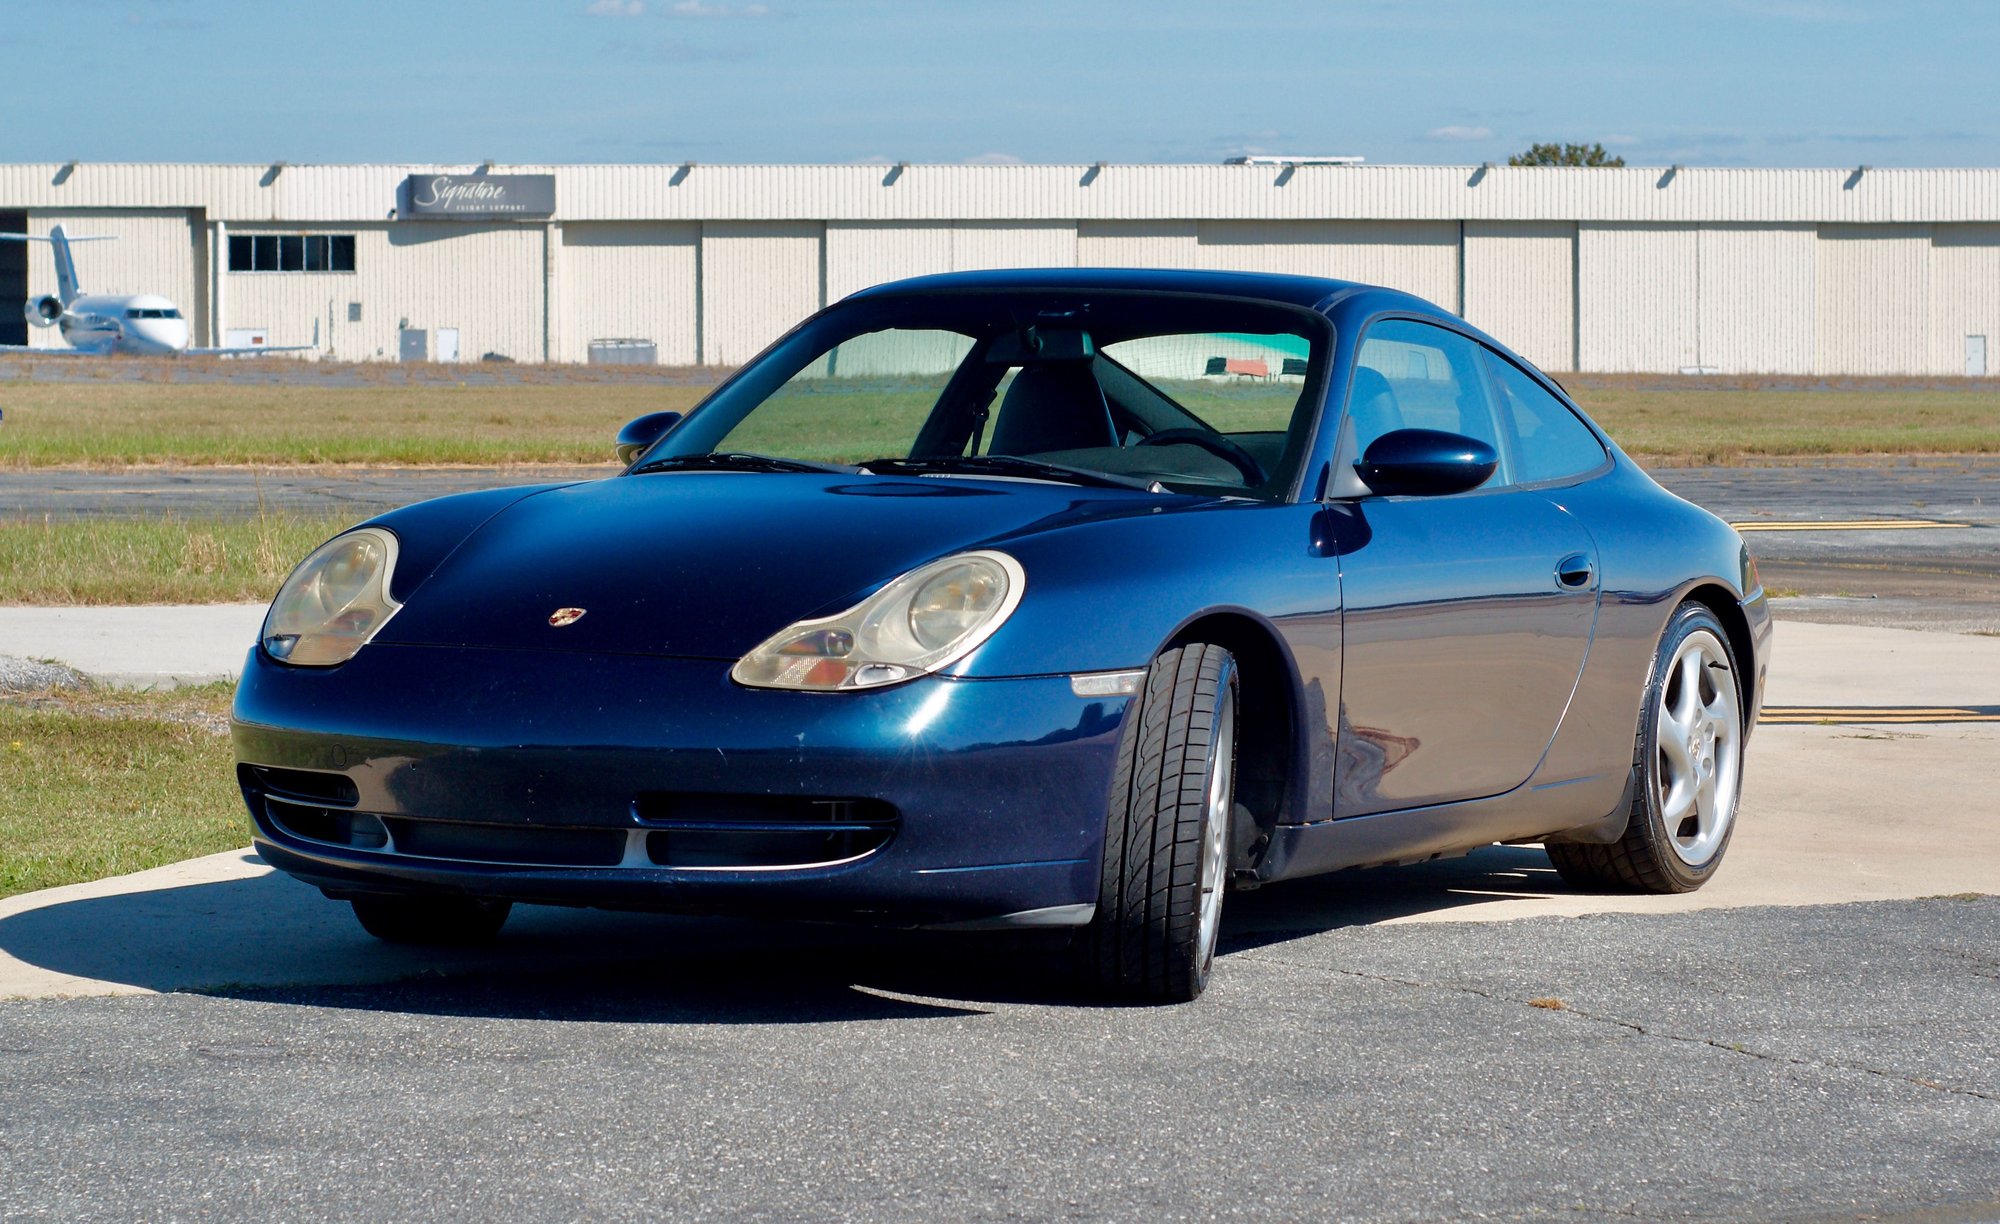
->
[{"left": 845, "top": 266, "right": 1446, "bottom": 317}]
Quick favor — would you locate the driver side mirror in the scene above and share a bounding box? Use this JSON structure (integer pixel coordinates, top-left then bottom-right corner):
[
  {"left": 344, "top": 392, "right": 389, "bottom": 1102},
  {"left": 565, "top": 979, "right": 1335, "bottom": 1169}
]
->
[
  {"left": 1354, "top": 429, "right": 1497, "bottom": 497},
  {"left": 615, "top": 411, "right": 683, "bottom": 465}
]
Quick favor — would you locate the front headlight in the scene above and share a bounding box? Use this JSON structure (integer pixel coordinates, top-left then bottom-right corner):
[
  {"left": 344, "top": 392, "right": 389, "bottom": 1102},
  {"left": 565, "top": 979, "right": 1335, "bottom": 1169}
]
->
[
  {"left": 261, "top": 527, "right": 403, "bottom": 667},
  {"left": 732, "top": 550, "right": 1025, "bottom": 691}
]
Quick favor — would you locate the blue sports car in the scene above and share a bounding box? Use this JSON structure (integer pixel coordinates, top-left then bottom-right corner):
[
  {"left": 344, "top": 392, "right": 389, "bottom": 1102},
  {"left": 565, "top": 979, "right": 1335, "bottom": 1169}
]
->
[{"left": 233, "top": 268, "right": 1770, "bottom": 1002}]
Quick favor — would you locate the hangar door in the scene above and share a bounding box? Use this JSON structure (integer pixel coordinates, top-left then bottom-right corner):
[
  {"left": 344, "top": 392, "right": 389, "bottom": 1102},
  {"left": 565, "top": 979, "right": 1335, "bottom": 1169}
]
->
[{"left": 0, "top": 211, "right": 26, "bottom": 347}]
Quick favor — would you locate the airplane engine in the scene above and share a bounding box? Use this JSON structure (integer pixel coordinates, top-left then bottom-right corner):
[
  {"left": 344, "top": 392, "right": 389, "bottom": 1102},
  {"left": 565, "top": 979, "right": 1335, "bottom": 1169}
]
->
[{"left": 24, "top": 295, "right": 63, "bottom": 328}]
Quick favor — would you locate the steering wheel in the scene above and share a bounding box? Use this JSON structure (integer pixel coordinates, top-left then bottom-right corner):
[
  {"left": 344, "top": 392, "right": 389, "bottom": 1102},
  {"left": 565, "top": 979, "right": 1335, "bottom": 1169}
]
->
[{"left": 1134, "top": 428, "right": 1267, "bottom": 485}]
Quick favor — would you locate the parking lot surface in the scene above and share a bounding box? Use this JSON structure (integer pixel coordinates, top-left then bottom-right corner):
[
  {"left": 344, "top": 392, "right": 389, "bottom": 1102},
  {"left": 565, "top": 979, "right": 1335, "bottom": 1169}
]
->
[{"left": 2, "top": 898, "right": 1994, "bottom": 1223}]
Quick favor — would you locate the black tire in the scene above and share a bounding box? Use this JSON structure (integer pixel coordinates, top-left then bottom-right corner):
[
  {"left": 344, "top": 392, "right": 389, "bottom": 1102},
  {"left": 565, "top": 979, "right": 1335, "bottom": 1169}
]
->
[
  {"left": 1548, "top": 601, "right": 1744, "bottom": 893},
  {"left": 349, "top": 894, "right": 513, "bottom": 944},
  {"left": 1081, "top": 643, "right": 1239, "bottom": 1003}
]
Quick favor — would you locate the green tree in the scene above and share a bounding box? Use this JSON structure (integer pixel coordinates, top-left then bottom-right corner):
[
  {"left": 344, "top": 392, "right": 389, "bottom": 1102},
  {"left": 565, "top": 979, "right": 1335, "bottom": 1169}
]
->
[{"left": 1507, "top": 142, "right": 1626, "bottom": 167}]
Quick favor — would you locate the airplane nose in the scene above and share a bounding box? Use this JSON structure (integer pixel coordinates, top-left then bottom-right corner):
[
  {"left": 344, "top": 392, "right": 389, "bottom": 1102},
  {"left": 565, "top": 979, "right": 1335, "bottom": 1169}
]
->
[{"left": 137, "top": 320, "right": 190, "bottom": 353}]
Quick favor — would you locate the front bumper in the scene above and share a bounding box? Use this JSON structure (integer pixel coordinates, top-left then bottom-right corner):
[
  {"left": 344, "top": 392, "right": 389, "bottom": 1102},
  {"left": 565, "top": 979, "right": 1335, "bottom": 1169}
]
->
[{"left": 232, "top": 644, "right": 1131, "bottom": 926}]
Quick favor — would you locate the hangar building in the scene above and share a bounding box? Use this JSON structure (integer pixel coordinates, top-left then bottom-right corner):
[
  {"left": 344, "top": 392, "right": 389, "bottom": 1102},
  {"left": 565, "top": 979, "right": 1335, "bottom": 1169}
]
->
[{"left": 1, "top": 162, "right": 1996, "bottom": 376}]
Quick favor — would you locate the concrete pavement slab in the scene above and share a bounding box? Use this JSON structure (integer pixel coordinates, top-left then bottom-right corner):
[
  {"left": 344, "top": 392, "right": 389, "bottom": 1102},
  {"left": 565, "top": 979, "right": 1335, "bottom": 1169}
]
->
[{"left": 0, "top": 603, "right": 263, "bottom": 687}]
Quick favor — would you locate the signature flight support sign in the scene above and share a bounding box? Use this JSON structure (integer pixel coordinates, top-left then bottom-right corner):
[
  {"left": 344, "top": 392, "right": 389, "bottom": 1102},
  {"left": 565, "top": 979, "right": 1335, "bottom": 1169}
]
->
[{"left": 400, "top": 174, "right": 557, "bottom": 220}]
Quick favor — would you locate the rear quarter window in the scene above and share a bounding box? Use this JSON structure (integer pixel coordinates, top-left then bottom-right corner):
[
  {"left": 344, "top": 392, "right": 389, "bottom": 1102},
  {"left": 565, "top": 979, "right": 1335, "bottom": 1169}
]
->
[{"left": 1484, "top": 352, "right": 1607, "bottom": 484}]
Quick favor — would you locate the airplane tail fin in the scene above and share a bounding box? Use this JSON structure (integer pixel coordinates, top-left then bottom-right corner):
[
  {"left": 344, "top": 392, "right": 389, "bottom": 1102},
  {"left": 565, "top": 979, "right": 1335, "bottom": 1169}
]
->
[
  {"left": 0, "top": 225, "right": 115, "bottom": 306},
  {"left": 48, "top": 225, "right": 81, "bottom": 304}
]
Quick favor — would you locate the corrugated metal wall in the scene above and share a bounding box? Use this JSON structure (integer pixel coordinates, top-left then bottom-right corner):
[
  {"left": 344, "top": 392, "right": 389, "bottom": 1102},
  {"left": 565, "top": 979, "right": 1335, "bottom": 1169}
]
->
[
  {"left": 5, "top": 165, "right": 1997, "bottom": 373},
  {"left": 1195, "top": 220, "right": 1460, "bottom": 308},
  {"left": 1462, "top": 221, "right": 1575, "bottom": 372},
  {"left": 11, "top": 163, "right": 2000, "bottom": 224},
  {"left": 225, "top": 222, "right": 545, "bottom": 362},
  {"left": 1578, "top": 224, "right": 1699, "bottom": 373},
  {"left": 1816, "top": 224, "right": 1931, "bottom": 375},
  {"left": 1930, "top": 224, "right": 2000, "bottom": 375},
  {"left": 556, "top": 221, "right": 699, "bottom": 364},
  {"left": 698, "top": 221, "right": 823, "bottom": 365},
  {"left": 1698, "top": 225, "right": 1816, "bottom": 375}
]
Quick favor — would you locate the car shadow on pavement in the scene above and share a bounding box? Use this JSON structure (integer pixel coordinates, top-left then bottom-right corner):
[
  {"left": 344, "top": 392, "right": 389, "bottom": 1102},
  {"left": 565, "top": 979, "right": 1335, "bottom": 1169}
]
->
[{"left": 0, "top": 844, "right": 1579, "bottom": 1017}]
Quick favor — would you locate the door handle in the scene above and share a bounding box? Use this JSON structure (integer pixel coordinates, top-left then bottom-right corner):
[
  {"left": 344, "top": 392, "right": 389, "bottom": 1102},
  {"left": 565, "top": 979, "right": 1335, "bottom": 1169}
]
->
[{"left": 1555, "top": 554, "right": 1595, "bottom": 589}]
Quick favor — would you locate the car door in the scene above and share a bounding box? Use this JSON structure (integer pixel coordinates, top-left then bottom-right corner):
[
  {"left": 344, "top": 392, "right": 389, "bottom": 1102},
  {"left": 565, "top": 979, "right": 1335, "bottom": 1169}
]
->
[{"left": 1330, "top": 318, "right": 1600, "bottom": 818}]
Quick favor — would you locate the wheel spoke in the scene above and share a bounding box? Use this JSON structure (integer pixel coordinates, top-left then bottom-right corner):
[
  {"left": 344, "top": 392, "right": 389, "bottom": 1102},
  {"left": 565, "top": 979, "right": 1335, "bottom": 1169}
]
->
[
  {"left": 1675, "top": 651, "right": 1705, "bottom": 726},
  {"left": 1658, "top": 711, "right": 1695, "bottom": 774},
  {"left": 1694, "top": 772, "right": 1719, "bottom": 832},
  {"left": 1662, "top": 773, "right": 1697, "bottom": 830}
]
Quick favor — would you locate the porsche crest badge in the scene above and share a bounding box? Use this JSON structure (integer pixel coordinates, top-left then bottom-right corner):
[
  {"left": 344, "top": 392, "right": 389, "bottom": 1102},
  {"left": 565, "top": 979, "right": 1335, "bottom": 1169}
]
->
[{"left": 548, "top": 607, "right": 587, "bottom": 627}]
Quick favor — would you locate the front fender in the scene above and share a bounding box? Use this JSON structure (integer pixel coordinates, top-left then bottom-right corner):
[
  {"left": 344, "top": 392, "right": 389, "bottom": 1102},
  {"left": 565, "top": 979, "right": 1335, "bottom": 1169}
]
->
[{"left": 949, "top": 500, "right": 1334, "bottom": 678}]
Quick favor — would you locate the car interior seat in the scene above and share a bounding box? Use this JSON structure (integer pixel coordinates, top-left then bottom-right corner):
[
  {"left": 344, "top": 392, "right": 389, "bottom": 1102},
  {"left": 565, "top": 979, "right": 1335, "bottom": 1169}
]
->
[
  {"left": 987, "top": 363, "right": 1119, "bottom": 456},
  {"left": 1345, "top": 366, "right": 1405, "bottom": 455}
]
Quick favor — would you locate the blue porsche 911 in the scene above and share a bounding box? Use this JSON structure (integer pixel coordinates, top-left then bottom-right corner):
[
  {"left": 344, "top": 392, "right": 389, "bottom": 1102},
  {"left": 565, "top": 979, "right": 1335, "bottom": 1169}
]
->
[{"left": 233, "top": 268, "right": 1770, "bottom": 1002}]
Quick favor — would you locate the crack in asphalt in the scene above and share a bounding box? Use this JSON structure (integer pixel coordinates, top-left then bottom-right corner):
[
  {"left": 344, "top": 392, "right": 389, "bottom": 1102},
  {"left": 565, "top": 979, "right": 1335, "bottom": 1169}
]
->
[{"left": 1236, "top": 951, "right": 2000, "bottom": 1106}]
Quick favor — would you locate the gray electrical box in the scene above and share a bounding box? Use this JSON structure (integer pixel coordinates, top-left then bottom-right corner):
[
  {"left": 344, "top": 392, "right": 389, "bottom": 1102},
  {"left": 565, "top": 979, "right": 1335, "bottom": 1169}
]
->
[{"left": 588, "top": 338, "right": 657, "bottom": 366}]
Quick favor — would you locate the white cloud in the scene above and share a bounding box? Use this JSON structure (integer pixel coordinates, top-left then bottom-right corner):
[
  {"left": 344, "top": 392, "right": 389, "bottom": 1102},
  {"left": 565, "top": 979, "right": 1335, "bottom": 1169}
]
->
[
  {"left": 668, "top": 0, "right": 770, "bottom": 15},
  {"left": 586, "top": 0, "right": 645, "bottom": 15},
  {"left": 963, "top": 152, "right": 1023, "bottom": 165},
  {"left": 1424, "top": 125, "right": 1494, "bottom": 143}
]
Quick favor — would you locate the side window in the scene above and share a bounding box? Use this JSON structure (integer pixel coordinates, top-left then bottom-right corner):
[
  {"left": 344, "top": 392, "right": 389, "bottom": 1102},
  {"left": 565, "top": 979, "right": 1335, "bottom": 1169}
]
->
[
  {"left": 1483, "top": 352, "right": 1607, "bottom": 484},
  {"left": 1351, "top": 318, "right": 1506, "bottom": 479}
]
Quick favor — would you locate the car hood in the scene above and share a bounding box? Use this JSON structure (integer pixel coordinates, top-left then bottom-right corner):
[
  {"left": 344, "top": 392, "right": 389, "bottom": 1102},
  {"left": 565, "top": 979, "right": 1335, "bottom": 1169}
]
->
[{"left": 374, "top": 471, "right": 1190, "bottom": 659}]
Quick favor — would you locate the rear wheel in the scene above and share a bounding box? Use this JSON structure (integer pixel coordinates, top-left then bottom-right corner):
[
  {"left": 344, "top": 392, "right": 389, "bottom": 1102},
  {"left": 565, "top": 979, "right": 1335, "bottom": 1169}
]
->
[
  {"left": 1081, "top": 643, "right": 1238, "bottom": 1003},
  {"left": 349, "top": 894, "right": 513, "bottom": 944},
  {"left": 1548, "top": 601, "right": 1744, "bottom": 893}
]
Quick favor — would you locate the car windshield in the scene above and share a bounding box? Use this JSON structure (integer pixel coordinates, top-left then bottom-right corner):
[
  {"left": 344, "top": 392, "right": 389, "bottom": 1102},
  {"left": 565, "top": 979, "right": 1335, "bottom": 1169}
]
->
[{"left": 639, "top": 292, "right": 1331, "bottom": 500}]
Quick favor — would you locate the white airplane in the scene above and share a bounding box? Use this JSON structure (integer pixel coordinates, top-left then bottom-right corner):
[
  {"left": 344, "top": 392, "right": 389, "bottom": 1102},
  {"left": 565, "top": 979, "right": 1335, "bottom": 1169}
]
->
[{"left": 0, "top": 225, "right": 317, "bottom": 357}]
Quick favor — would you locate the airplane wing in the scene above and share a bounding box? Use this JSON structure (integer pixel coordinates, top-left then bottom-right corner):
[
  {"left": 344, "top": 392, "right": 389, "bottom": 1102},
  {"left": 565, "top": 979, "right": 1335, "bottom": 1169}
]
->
[
  {"left": 181, "top": 343, "right": 320, "bottom": 356},
  {"left": 0, "top": 344, "right": 92, "bottom": 355},
  {"left": 184, "top": 318, "right": 321, "bottom": 357}
]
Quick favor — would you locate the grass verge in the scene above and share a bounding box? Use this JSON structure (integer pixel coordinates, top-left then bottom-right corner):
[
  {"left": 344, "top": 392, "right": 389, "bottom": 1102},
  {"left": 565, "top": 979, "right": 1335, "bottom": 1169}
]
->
[
  {"left": 0, "top": 684, "right": 243, "bottom": 900},
  {"left": 1575, "top": 385, "right": 2000, "bottom": 464},
  {"left": 0, "top": 513, "right": 352, "bottom": 604},
  {"left": 0, "top": 377, "right": 1995, "bottom": 467},
  {"left": 0, "top": 381, "right": 712, "bottom": 467}
]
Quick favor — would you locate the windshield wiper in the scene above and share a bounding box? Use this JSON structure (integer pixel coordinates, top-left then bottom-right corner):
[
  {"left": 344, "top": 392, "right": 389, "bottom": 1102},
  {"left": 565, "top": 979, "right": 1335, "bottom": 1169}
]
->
[
  {"left": 860, "top": 455, "right": 1157, "bottom": 491},
  {"left": 630, "top": 452, "right": 848, "bottom": 476}
]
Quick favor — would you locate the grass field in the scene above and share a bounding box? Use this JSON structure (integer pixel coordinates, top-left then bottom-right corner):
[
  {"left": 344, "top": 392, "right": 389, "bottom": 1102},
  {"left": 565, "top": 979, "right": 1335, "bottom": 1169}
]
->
[
  {"left": 1565, "top": 382, "right": 2000, "bottom": 464},
  {"left": 0, "top": 380, "right": 711, "bottom": 467},
  {"left": 1, "top": 375, "right": 1994, "bottom": 467},
  {"left": 0, "top": 685, "right": 243, "bottom": 900},
  {"left": 0, "top": 513, "right": 352, "bottom": 604}
]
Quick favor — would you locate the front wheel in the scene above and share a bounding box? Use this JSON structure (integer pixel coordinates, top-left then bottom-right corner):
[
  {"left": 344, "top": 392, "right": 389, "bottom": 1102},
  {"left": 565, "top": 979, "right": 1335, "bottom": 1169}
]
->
[
  {"left": 1548, "top": 601, "right": 1745, "bottom": 893},
  {"left": 349, "top": 894, "right": 513, "bottom": 944},
  {"left": 1081, "top": 642, "right": 1239, "bottom": 1003}
]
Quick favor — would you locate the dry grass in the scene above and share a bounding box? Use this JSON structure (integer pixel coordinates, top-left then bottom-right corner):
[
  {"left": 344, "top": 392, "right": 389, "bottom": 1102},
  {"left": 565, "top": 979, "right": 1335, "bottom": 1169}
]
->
[
  {"left": 0, "top": 380, "right": 711, "bottom": 467},
  {"left": 1571, "top": 384, "right": 2000, "bottom": 464},
  {"left": 0, "top": 376, "right": 1994, "bottom": 468},
  {"left": 0, "top": 513, "right": 354, "bottom": 605},
  {"left": 0, "top": 684, "right": 243, "bottom": 899}
]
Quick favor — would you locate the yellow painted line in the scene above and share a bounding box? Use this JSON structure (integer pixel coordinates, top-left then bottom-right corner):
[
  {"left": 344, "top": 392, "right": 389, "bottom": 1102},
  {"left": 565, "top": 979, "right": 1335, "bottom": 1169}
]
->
[
  {"left": 1731, "top": 519, "right": 1970, "bottom": 532},
  {"left": 1759, "top": 703, "right": 2000, "bottom": 727},
  {"left": 1763, "top": 706, "right": 1978, "bottom": 716},
  {"left": 1764, "top": 715, "right": 2000, "bottom": 724}
]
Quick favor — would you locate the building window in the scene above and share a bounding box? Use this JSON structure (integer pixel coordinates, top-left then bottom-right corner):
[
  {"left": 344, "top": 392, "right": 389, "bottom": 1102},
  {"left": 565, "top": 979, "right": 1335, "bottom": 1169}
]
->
[{"left": 229, "top": 234, "right": 356, "bottom": 273}]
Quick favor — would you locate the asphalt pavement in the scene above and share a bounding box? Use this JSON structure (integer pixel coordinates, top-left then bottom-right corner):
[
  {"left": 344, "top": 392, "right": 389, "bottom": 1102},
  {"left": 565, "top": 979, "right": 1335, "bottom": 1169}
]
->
[{"left": 1, "top": 898, "right": 1994, "bottom": 1223}]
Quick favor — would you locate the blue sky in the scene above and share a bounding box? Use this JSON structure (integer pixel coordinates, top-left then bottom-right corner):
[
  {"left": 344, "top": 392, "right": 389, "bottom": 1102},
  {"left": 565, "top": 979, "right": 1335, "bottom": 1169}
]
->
[{"left": 10, "top": 0, "right": 1994, "bottom": 167}]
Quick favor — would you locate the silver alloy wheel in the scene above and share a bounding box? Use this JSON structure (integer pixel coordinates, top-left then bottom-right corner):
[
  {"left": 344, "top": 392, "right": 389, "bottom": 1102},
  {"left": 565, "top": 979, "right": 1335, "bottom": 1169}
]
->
[
  {"left": 1655, "top": 629, "right": 1742, "bottom": 866},
  {"left": 1194, "top": 691, "right": 1236, "bottom": 973}
]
